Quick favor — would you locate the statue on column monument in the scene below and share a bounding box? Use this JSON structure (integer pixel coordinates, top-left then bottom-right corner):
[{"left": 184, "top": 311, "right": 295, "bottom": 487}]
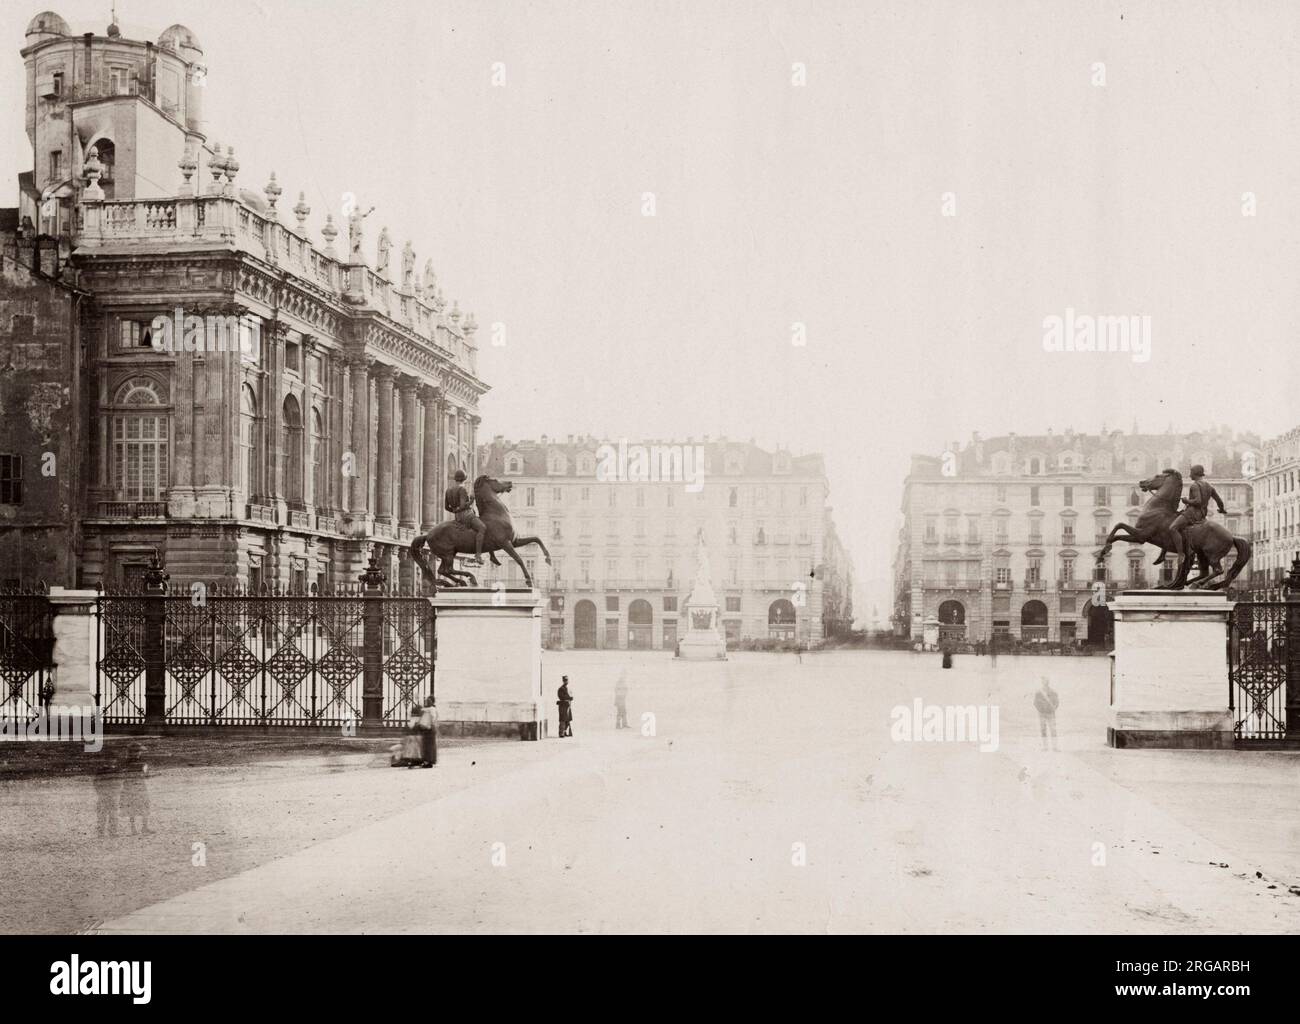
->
[{"left": 677, "top": 527, "right": 727, "bottom": 660}]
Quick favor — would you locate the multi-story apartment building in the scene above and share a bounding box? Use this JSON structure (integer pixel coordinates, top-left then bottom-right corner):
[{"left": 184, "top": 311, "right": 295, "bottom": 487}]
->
[
  {"left": 1250, "top": 425, "right": 1300, "bottom": 585},
  {"left": 1, "top": 12, "right": 487, "bottom": 590},
  {"left": 892, "top": 427, "right": 1257, "bottom": 645},
  {"left": 477, "top": 436, "right": 853, "bottom": 649}
]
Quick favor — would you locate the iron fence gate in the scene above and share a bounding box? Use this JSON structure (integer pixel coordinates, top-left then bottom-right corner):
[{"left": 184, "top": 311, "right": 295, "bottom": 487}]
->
[
  {"left": 1229, "top": 600, "right": 1292, "bottom": 741},
  {"left": 96, "top": 585, "right": 435, "bottom": 728},
  {"left": 0, "top": 584, "right": 54, "bottom": 722}
]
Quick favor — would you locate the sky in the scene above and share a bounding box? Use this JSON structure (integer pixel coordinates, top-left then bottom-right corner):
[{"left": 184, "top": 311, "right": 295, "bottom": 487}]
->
[{"left": 4, "top": 0, "right": 1300, "bottom": 623}]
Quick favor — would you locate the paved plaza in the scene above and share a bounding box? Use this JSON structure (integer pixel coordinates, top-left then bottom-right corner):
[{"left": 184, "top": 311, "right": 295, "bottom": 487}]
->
[{"left": 2, "top": 650, "right": 1298, "bottom": 934}]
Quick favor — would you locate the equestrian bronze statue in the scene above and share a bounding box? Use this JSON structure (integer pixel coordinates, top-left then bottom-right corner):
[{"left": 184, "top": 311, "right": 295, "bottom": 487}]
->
[
  {"left": 411, "top": 474, "right": 552, "bottom": 588},
  {"left": 1095, "top": 468, "right": 1250, "bottom": 590}
]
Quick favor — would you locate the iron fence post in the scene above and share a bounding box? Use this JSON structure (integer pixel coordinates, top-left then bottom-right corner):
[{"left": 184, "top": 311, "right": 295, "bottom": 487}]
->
[
  {"left": 1284, "top": 553, "right": 1300, "bottom": 735},
  {"left": 361, "top": 553, "right": 386, "bottom": 729},
  {"left": 143, "top": 555, "right": 169, "bottom": 725}
]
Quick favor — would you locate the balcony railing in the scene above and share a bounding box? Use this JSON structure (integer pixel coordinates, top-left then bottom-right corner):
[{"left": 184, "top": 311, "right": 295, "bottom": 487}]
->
[
  {"left": 98, "top": 501, "right": 167, "bottom": 518},
  {"left": 1024, "top": 579, "right": 1046, "bottom": 591},
  {"left": 75, "top": 194, "right": 471, "bottom": 371},
  {"left": 992, "top": 580, "right": 1012, "bottom": 591},
  {"left": 1058, "top": 579, "right": 1093, "bottom": 591}
]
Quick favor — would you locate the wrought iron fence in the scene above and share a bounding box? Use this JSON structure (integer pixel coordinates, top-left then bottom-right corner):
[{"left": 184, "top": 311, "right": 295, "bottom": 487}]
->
[
  {"left": 96, "top": 584, "right": 435, "bottom": 728},
  {"left": 0, "top": 583, "right": 55, "bottom": 722},
  {"left": 1229, "top": 600, "right": 1289, "bottom": 741}
]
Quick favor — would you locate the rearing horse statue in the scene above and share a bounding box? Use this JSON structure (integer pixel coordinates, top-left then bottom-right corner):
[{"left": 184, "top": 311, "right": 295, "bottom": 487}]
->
[
  {"left": 410, "top": 475, "right": 551, "bottom": 589},
  {"left": 1095, "top": 468, "right": 1250, "bottom": 590}
]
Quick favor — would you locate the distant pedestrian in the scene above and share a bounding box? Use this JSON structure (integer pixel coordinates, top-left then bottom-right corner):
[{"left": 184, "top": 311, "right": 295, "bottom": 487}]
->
[
  {"left": 418, "top": 694, "right": 437, "bottom": 767},
  {"left": 1033, "top": 677, "right": 1060, "bottom": 751},
  {"left": 92, "top": 756, "right": 122, "bottom": 838},
  {"left": 941, "top": 644, "right": 953, "bottom": 669},
  {"left": 614, "top": 673, "right": 628, "bottom": 730},
  {"left": 557, "top": 676, "right": 574, "bottom": 738},
  {"left": 119, "top": 743, "right": 153, "bottom": 835}
]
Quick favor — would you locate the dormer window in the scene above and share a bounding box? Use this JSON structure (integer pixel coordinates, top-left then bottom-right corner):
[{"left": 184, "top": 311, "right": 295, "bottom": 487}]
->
[
  {"left": 725, "top": 451, "right": 744, "bottom": 475},
  {"left": 548, "top": 452, "right": 567, "bottom": 475},
  {"left": 577, "top": 452, "right": 595, "bottom": 476},
  {"left": 505, "top": 453, "right": 524, "bottom": 475}
]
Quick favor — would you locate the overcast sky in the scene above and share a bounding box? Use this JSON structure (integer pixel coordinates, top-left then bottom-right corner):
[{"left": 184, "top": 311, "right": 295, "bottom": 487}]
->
[{"left": 5, "top": 0, "right": 1300, "bottom": 622}]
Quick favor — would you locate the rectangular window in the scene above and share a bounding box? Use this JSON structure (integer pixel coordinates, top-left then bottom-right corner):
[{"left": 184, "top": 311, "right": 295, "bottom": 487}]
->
[
  {"left": 49, "top": 150, "right": 62, "bottom": 180},
  {"left": 110, "top": 66, "right": 130, "bottom": 94},
  {"left": 580, "top": 486, "right": 590, "bottom": 503},
  {"left": 51, "top": 71, "right": 63, "bottom": 96},
  {"left": 525, "top": 487, "right": 535, "bottom": 507},
  {"left": 1029, "top": 486, "right": 1040, "bottom": 506},
  {"left": 1094, "top": 486, "right": 1108, "bottom": 506},
  {"left": 1026, "top": 560, "right": 1041, "bottom": 584},
  {"left": 1061, "top": 557, "right": 1074, "bottom": 580},
  {"left": 995, "top": 485, "right": 1007, "bottom": 503},
  {"left": 663, "top": 596, "right": 677, "bottom": 612},
  {"left": 995, "top": 566, "right": 1010, "bottom": 585},
  {"left": 0, "top": 455, "right": 22, "bottom": 504},
  {"left": 726, "top": 596, "right": 742, "bottom": 612},
  {"left": 605, "top": 595, "right": 619, "bottom": 612},
  {"left": 552, "top": 486, "right": 562, "bottom": 502},
  {"left": 1063, "top": 486, "right": 1073, "bottom": 506},
  {"left": 284, "top": 341, "right": 301, "bottom": 373},
  {"left": 1062, "top": 520, "right": 1075, "bottom": 543},
  {"left": 551, "top": 521, "right": 562, "bottom": 540},
  {"left": 119, "top": 320, "right": 156, "bottom": 349}
]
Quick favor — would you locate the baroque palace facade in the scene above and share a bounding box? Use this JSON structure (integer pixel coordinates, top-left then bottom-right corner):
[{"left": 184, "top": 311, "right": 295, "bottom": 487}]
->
[
  {"left": 1, "top": 12, "right": 486, "bottom": 591},
  {"left": 477, "top": 436, "right": 854, "bottom": 649},
  {"left": 892, "top": 426, "right": 1258, "bottom": 646}
]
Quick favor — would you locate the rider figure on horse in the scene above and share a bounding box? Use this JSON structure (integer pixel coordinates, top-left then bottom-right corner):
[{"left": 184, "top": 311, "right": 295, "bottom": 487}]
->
[
  {"left": 1155, "top": 463, "right": 1226, "bottom": 565},
  {"left": 443, "top": 470, "right": 486, "bottom": 566}
]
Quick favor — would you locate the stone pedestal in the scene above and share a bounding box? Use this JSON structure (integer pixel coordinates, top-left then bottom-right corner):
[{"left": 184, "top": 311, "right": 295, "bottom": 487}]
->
[
  {"left": 677, "top": 604, "right": 727, "bottom": 660},
  {"left": 432, "top": 588, "right": 546, "bottom": 739},
  {"left": 1107, "top": 590, "right": 1234, "bottom": 749},
  {"left": 47, "top": 588, "right": 101, "bottom": 709}
]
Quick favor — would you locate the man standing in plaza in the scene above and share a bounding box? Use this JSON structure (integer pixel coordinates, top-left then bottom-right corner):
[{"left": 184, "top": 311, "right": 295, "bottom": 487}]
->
[
  {"left": 444, "top": 470, "right": 487, "bottom": 566},
  {"left": 557, "top": 676, "right": 574, "bottom": 738},
  {"left": 614, "top": 672, "right": 629, "bottom": 730},
  {"left": 1033, "top": 677, "right": 1060, "bottom": 752}
]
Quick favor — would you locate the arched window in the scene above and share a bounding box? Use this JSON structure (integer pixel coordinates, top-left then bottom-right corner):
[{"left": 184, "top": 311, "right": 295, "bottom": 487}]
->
[
  {"left": 311, "top": 407, "right": 325, "bottom": 507},
  {"left": 240, "top": 384, "right": 258, "bottom": 498},
  {"left": 112, "top": 377, "right": 169, "bottom": 501},
  {"left": 281, "top": 395, "right": 303, "bottom": 503}
]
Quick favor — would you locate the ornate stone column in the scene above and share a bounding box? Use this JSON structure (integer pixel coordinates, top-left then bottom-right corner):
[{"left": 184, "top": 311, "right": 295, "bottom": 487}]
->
[
  {"left": 346, "top": 353, "right": 371, "bottom": 518},
  {"left": 446, "top": 403, "right": 460, "bottom": 474},
  {"left": 373, "top": 364, "right": 396, "bottom": 525},
  {"left": 398, "top": 375, "right": 419, "bottom": 530},
  {"left": 468, "top": 412, "right": 481, "bottom": 479},
  {"left": 421, "top": 385, "right": 442, "bottom": 530}
]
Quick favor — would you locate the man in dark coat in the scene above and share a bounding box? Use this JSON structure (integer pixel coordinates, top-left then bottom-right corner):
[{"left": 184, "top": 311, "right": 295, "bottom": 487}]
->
[
  {"left": 557, "top": 676, "right": 574, "bottom": 738},
  {"left": 443, "top": 470, "right": 486, "bottom": 565}
]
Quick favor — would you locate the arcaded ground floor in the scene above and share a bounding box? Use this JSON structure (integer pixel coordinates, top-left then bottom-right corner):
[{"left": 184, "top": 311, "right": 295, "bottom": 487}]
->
[{"left": 1, "top": 650, "right": 1297, "bottom": 933}]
